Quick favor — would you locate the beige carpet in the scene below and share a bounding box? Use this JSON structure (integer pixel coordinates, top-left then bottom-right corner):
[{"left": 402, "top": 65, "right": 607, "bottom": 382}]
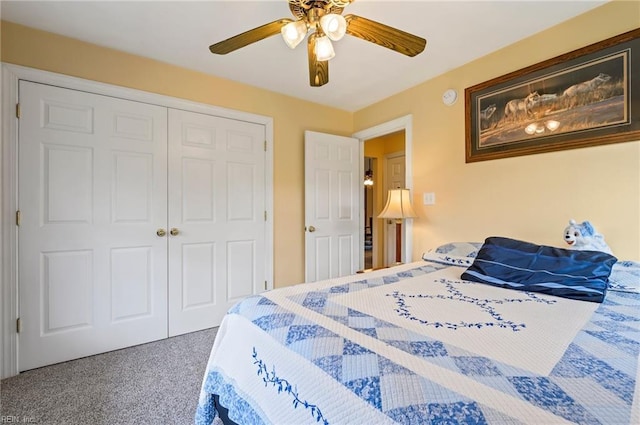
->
[{"left": 1, "top": 327, "right": 217, "bottom": 425}]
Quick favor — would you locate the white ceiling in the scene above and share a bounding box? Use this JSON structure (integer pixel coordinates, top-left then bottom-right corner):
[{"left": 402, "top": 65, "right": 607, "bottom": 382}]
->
[{"left": 1, "top": 0, "right": 608, "bottom": 112}]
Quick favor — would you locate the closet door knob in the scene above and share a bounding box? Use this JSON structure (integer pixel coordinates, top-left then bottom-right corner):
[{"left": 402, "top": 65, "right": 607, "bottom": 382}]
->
[
  {"left": 308, "top": 226, "right": 316, "bottom": 232},
  {"left": 156, "top": 228, "right": 167, "bottom": 237},
  {"left": 170, "top": 228, "right": 180, "bottom": 236}
]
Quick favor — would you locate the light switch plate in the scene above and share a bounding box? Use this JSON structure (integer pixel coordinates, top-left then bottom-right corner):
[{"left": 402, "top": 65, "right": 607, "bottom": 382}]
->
[{"left": 423, "top": 192, "right": 436, "bottom": 205}]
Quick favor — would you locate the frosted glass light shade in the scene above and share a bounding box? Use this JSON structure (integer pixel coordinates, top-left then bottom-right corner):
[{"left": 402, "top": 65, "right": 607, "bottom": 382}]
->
[
  {"left": 378, "top": 189, "right": 417, "bottom": 219},
  {"left": 320, "top": 14, "right": 347, "bottom": 41},
  {"left": 281, "top": 20, "right": 307, "bottom": 49},
  {"left": 314, "top": 36, "right": 335, "bottom": 61}
]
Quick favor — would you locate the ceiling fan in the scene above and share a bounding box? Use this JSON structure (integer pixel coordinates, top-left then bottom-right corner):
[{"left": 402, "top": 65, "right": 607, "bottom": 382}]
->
[{"left": 209, "top": 0, "right": 427, "bottom": 87}]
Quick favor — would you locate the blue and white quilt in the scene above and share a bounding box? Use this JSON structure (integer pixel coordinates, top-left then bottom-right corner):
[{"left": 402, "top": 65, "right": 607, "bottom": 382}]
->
[{"left": 196, "top": 254, "right": 640, "bottom": 424}]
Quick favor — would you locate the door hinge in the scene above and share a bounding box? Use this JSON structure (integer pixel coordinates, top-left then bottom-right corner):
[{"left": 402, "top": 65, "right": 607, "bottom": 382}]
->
[
  {"left": 16, "top": 318, "right": 22, "bottom": 333},
  {"left": 264, "top": 280, "right": 268, "bottom": 290},
  {"left": 16, "top": 103, "right": 21, "bottom": 119},
  {"left": 264, "top": 140, "right": 267, "bottom": 152},
  {"left": 264, "top": 211, "right": 267, "bottom": 221},
  {"left": 16, "top": 210, "right": 21, "bottom": 226}
]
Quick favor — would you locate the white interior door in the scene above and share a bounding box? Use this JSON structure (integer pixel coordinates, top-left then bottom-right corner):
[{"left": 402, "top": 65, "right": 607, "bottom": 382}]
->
[
  {"left": 384, "top": 154, "right": 405, "bottom": 265},
  {"left": 304, "top": 131, "right": 360, "bottom": 282},
  {"left": 167, "top": 109, "right": 266, "bottom": 336},
  {"left": 18, "top": 81, "right": 168, "bottom": 371}
]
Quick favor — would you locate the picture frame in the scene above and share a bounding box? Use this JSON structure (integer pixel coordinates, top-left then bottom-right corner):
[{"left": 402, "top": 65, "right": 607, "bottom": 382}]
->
[{"left": 465, "top": 28, "right": 640, "bottom": 163}]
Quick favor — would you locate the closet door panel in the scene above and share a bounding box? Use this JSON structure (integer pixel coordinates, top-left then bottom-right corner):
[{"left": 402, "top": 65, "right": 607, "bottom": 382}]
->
[
  {"left": 168, "top": 109, "right": 266, "bottom": 336},
  {"left": 18, "top": 81, "right": 168, "bottom": 371}
]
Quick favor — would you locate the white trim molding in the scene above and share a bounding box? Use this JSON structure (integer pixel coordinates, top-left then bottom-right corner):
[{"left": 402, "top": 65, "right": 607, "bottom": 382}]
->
[
  {"left": 1, "top": 63, "right": 20, "bottom": 379},
  {"left": 353, "top": 115, "right": 414, "bottom": 264},
  {"left": 1, "top": 63, "right": 275, "bottom": 378}
]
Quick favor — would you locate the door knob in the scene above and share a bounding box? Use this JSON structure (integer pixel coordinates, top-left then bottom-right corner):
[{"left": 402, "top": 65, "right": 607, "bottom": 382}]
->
[
  {"left": 156, "top": 228, "right": 166, "bottom": 237},
  {"left": 308, "top": 226, "right": 316, "bottom": 232},
  {"left": 170, "top": 228, "right": 180, "bottom": 236}
]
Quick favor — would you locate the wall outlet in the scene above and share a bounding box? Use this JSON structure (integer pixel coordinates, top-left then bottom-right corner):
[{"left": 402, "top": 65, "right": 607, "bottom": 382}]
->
[{"left": 423, "top": 192, "right": 436, "bottom": 205}]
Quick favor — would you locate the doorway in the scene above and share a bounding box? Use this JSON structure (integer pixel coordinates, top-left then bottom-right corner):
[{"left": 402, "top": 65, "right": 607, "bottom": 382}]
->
[
  {"left": 362, "top": 130, "right": 406, "bottom": 269},
  {"left": 364, "top": 157, "right": 374, "bottom": 269}
]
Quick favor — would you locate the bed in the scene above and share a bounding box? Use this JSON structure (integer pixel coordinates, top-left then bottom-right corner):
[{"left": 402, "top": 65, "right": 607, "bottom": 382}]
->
[{"left": 195, "top": 239, "right": 640, "bottom": 424}]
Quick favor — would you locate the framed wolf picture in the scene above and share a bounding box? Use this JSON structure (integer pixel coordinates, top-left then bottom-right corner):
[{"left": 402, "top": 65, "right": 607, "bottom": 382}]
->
[{"left": 465, "top": 28, "right": 640, "bottom": 163}]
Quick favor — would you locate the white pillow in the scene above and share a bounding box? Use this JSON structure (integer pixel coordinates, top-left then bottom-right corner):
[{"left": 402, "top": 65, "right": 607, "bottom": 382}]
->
[{"left": 433, "top": 242, "right": 482, "bottom": 258}]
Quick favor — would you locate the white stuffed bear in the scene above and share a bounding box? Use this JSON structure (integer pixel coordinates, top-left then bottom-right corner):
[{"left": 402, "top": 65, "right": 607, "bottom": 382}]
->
[{"left": 563, "top": 219, "right": 613, "bottom": 254}]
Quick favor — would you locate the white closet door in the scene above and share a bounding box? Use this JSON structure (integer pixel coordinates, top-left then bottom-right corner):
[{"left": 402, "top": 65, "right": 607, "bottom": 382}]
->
[
  {"left": 167, "top": 109, "right": 266, "bottom": 336},
  {"left": 18, "top": 81, "right": 168, "bottom": 371}
]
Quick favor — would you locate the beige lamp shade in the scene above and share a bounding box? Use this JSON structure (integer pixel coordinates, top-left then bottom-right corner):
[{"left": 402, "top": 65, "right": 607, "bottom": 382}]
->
[{"left": 378, "top": 189, "right": 417, "bottom": 219}]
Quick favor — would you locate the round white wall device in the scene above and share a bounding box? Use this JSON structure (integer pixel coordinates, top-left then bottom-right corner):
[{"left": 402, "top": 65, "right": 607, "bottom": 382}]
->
[{"left": 442, "top": 89, "right": 458, "bottom": 106}]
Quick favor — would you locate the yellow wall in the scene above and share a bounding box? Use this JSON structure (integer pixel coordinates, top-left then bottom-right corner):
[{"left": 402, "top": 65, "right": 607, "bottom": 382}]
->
[
  {"left": 355, "top": 0, "right": 640, "bottom": 261},
  {"left": 0, "top": 21, "right": 353, "bottom": 288}
]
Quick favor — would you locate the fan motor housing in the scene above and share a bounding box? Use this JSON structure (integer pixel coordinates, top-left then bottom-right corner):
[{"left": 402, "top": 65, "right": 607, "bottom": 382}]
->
[{"left": 289, "top": 1, "right": 344, "bottom": 21}]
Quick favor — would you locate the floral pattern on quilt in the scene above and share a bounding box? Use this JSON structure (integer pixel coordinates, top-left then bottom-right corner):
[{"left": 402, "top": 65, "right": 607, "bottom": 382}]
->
[
  {"left": 252, "top": 347, "right": 329, "bottom": 425},
  {"left": 388, "top": 277, "right": 556, "bottom": 331}
]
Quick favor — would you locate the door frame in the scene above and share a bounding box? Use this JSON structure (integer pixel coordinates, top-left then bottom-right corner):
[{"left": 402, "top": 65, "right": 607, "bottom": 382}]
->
[
  {"left": 352, "top": 115, "right": 413, "bottom": 266},
  {"left": 0, "top": 63, "right": 274, "bottom": 378}
]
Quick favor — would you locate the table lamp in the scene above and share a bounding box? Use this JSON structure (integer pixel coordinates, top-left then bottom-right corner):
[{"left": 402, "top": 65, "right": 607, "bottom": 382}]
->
[{"left": 378, "top": 188, "right": 417, "bottom": 264}]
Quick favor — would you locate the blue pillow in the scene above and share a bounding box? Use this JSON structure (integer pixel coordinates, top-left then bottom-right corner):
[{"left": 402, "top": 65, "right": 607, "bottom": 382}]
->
[{"left": 461, "top": 237, "right": 618, "bottom": 303}]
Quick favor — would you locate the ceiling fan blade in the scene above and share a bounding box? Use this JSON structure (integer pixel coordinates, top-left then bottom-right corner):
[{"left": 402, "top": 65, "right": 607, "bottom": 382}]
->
[
  {"left": 308, "top": 34, "right": 329, "bottom": 87},
  {"left": 344, "top": 14, "right": 426, "bottom": 57},
  {"left": 210, "top": 19, "right": 293, "bottom": 54}
]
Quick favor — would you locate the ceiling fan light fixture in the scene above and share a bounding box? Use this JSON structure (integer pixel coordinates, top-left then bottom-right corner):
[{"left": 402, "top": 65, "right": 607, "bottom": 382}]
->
[
  {"left": 320, "top": 14, "right": 347, "bottom": 41},
  {"left": 281, "top": 20, "right": 307, "bottom": 49},
  {"left": 314, "top": 36, "right": 335, "bottom": 61},
  {"left": 209, "top": 2, "right": 427, "bottom": 87}
]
